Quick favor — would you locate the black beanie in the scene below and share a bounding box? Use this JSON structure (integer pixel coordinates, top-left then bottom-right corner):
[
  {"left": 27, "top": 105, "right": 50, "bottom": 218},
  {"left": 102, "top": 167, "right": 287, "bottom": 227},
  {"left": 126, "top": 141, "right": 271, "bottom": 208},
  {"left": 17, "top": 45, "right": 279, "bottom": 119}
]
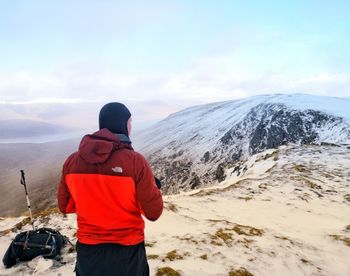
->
[{"left": 99, "top": 102, "right": 131, "bottom": 135}]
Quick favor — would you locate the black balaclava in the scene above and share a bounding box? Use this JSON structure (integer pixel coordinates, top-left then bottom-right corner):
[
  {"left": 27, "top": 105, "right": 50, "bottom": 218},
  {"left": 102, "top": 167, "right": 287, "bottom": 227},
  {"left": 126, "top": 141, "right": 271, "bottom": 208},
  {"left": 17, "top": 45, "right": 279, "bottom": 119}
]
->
[{"left": 99, "top": 102, "right": 131, "bottom": 135}]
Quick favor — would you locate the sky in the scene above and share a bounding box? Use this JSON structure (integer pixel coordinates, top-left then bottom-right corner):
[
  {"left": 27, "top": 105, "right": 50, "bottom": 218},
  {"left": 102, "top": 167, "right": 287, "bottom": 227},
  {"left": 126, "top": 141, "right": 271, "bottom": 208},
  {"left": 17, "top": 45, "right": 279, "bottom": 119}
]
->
[{"left": 0, "top": 0, "right": 349, "bottom": 130}]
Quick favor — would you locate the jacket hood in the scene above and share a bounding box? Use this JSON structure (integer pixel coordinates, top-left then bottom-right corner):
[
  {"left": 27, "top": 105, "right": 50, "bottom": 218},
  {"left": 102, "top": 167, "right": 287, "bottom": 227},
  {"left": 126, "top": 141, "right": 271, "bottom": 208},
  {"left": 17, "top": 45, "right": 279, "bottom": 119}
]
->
[{"left": 78, "top": 128, "right": 133, "bottom": 164}]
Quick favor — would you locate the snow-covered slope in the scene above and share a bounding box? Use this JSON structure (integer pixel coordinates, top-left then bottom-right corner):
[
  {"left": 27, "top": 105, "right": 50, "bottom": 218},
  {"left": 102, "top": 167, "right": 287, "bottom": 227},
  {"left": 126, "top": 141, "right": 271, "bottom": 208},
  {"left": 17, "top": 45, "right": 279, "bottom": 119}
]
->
[
  {"left": 1, "top": 144, "right": 349, "bottom": 276},
  {"left": 133, "top": 94, "right": 350, "bottom": 193}
]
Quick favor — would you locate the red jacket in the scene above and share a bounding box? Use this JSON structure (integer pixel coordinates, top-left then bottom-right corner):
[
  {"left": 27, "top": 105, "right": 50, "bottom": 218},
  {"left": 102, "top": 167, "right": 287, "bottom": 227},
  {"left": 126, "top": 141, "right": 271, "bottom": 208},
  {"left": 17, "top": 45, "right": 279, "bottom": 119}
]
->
[{"left": 57, "top": 129, "right": 163, "bottom": 245}]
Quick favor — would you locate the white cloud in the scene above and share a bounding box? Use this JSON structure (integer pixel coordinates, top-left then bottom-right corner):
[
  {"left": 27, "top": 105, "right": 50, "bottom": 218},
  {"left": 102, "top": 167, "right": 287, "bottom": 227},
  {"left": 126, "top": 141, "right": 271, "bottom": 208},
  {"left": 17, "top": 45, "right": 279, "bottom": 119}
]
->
[
  {"left": 296, "top": 73, "right": 350, "bottom": 85},
  {"left": 0, "top": 63, "right": 349, "bottom": 130}
]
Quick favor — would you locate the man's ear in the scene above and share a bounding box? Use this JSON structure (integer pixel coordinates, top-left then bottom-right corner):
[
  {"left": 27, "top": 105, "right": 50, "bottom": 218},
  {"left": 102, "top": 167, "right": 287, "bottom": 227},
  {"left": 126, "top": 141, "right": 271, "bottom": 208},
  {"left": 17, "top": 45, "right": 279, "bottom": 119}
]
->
[{"left": 127, "top": 117, "right": 132, "bottom": 136}]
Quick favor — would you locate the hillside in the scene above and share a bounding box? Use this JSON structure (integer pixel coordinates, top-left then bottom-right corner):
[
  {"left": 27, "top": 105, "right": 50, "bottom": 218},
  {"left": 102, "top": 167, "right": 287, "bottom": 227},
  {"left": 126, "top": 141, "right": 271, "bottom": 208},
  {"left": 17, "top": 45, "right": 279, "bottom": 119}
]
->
[
  {"left": 133, "top": 94, "right": 350, "bottom": 193},
  {"left": 0, "top": 144, "right": 349, "bottom": 275},
  {"left": 0, "top": 120, "right": 79, "bottom": 141},
  {"left": 0, "top": 139, "right": 79, "bottom": 216}
]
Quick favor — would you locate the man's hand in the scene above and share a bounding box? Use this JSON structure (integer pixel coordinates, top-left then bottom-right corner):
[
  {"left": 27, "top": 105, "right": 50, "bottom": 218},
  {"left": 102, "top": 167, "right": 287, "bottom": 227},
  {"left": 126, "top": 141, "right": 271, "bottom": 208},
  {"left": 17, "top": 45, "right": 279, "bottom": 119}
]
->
[{"left": 155, "top": 177, "right": 161, "bottom": 189}]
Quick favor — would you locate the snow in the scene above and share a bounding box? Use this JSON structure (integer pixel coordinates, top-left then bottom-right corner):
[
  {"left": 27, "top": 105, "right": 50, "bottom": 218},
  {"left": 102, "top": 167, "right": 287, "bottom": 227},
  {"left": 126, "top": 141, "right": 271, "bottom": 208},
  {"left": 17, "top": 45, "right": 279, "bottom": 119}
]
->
[
  {"left": 133, "top": 93, "right": 350, "bottom": 158},
  {"left": 0, "top": 217, "right": 26, "bottom": 232},
  {"left": 266, "top": 94, "right": 350, "bottom": 122},
  {"left": 132, "top": 93, "right": 350, "bottom": 195},
  {"left": 29, "top": 256, "right": 53, "bottom": 274},
  {"left": 0, "top": 144, "right": 349, "bottom": 276},
  {"left": 144, "top": 145, "right": 350, "bottom": 276}
]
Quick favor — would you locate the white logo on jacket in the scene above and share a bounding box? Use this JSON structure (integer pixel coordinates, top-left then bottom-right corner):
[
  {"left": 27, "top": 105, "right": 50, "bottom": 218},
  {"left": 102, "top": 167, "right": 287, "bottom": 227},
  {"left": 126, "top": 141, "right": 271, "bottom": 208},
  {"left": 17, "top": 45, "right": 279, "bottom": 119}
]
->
[{"left": 112, "top": 167, "right": 123, "bottom": 173}]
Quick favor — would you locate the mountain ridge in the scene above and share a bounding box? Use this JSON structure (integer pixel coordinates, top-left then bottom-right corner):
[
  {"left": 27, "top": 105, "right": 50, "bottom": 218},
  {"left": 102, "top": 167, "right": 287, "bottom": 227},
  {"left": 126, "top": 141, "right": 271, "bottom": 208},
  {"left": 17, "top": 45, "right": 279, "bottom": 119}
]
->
[
  {"left": 0, "top": 119, "right": 79, "bottom": 140},
  {"left": 160, "top": 93, "right": 350, "bottom": 123},
  {"left": 133, "top": 94, "right": 350, "bottom": 193}
]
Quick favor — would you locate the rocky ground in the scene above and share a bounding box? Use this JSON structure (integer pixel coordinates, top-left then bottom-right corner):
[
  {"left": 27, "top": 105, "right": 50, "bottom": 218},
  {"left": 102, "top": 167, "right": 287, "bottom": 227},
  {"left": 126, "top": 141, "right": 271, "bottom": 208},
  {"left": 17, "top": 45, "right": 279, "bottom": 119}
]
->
[{"left": 0, "top": 144, "right": 349, "bottom": 276}]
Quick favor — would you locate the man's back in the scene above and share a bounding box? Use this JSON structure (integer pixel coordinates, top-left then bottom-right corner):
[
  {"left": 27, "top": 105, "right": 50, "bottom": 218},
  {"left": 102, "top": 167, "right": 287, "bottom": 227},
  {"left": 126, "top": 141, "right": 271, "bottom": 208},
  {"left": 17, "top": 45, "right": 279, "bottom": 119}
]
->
[
  {"left": 57, "top": 102, "right": 163, "bottom": 276},
  {"left": 58, "top": 129, "right": 163, "bottom": 244}
]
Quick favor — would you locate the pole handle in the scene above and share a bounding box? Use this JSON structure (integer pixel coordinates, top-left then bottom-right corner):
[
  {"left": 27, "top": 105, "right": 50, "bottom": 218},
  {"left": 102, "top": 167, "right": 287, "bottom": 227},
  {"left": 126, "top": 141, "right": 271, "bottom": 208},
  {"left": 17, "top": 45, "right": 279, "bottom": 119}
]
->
[{"left": 20, "top": 170, "right": 25, "bottom": 186}]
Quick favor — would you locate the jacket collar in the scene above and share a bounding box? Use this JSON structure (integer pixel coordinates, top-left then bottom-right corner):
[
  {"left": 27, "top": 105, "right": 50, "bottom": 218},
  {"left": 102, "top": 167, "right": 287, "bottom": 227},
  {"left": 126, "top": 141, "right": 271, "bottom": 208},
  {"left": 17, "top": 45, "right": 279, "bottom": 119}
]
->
[{"left": 115, "top": 133, "right": 132, "bottom": 144}]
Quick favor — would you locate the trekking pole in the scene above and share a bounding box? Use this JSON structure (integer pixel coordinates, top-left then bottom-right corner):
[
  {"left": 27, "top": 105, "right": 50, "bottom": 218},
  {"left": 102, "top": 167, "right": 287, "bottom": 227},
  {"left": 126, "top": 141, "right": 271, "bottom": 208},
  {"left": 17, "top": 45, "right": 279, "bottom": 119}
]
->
[{"left": 20, "top": 170, "right": 35, "bottom": 230}]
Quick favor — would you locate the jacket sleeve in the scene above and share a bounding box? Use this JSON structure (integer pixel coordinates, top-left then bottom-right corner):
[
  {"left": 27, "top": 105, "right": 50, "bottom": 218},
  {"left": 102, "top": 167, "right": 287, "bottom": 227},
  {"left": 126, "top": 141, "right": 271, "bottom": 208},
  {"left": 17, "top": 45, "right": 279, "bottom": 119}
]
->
[
  {"left": 134, "top": 153, "right": 163, "bottom": 221},
  {"left": 57, "top": 155, "right": 76, "bottom": 214}
]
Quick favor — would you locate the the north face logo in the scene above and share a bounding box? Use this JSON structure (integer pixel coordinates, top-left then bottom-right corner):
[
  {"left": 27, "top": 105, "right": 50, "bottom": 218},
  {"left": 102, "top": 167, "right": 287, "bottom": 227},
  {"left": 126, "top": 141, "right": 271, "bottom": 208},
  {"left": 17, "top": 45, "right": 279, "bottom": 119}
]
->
[{"left": 112, "top": 166, "right": 123, "bottom": 173}]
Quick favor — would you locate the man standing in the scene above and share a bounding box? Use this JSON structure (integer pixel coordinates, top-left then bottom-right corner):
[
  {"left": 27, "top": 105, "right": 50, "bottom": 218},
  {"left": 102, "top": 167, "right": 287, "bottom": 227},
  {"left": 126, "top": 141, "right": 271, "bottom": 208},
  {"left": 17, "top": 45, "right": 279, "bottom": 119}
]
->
[{"left": 57, "top": 102, "right": 163, "bottom": 276}]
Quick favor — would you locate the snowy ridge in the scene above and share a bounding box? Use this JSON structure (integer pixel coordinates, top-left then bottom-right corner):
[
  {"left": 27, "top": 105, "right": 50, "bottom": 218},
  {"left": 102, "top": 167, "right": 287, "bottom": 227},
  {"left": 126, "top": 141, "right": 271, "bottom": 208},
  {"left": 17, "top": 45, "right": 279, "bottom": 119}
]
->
[
  {"left": 266, "top": 93, "right": 350, "bottom": 122},
  {"left": 133, "top": 94, "right": 350, "bottom": 193}
]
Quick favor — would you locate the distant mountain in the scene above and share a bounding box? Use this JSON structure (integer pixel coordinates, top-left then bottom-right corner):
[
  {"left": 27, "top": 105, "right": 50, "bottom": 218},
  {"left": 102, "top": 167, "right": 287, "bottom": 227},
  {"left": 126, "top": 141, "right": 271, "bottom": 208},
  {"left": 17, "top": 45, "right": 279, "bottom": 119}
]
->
[
  {"left": 133, "top": 94, "right": 350, "bottom": 193},
  {"left": 0, "top": 120, "right": 76, "bottom": 140}
]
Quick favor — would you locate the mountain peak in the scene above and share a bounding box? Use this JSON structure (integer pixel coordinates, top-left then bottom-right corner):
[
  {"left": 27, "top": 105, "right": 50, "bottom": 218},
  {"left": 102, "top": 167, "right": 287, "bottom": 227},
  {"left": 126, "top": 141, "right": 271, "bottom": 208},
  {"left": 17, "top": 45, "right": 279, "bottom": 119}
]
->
[{"left": 133, "top": 94, "right": 350, "bottom": 194}]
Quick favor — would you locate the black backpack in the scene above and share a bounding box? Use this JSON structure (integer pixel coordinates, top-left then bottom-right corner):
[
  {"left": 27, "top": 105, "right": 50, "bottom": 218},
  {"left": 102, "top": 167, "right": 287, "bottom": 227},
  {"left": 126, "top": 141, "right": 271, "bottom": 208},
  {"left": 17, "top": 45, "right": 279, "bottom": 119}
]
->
[{"left": 2, "top": 227, "right": 69, "bottom": 268}]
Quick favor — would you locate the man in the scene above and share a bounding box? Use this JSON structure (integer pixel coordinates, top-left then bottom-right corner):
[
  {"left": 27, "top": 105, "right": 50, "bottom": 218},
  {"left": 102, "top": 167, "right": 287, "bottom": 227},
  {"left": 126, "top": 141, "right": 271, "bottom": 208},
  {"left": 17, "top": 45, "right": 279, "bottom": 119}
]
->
[{"left": 57, "top": 102, "right": 163, "bottom": 276}]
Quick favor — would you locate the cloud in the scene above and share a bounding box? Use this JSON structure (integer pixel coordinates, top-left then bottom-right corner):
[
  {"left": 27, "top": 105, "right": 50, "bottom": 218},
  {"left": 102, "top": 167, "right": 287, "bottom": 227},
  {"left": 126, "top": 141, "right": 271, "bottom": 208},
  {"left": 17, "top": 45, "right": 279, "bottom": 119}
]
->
[
  {"left": 295, "top": 73, "right": 350, "bottom": 85},
  {"left": 1, "top": 68, "right": 349, "bottom": 104},
  {"left": 1, "top": 61, "right": 349, "bottom": 131},
  {"left": 264, "top": 73, "right": 350, "bottom": 96}
]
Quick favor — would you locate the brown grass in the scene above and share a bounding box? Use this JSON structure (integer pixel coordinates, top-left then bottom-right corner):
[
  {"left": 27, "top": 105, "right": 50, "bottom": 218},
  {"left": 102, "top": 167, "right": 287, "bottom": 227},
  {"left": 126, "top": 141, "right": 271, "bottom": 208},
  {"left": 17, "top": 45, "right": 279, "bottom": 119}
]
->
[
  {"left": 293, "top": 164, "right": 310, "bottom": 173},
  {"left": 156, "top": 267, "right": 181, "bottom": 276},
  {"left": 304, "top": 179, "right": 322, "bottom": 189},
  {"left": 145, "top": 241, "right": 156, "bottom": 248},
  {"left": 210, "top": 240, "right": 224, "bottom": 246},
  {"left": 209, "top": 228, "right": 233, "bottom": 246},
  {"left": 33, "top": 207, "right": 61, "bottom": 217},
  {"left": 330, "top": 234, "right": 350, "bottom": 247},
  {"left": 258, "top": 183, "right": 268, "bottom": 190},
  {"left": 228, "top": 267, "right": 254, "bottom": 276},
  {"left": 344, "top": 194, "right": 350, "bottom": 202},
  {"left": 215, "top": 229, "right": 233, "bottom": 242},
  {"left": 300, "top": 258, "right": 310, "bottom": 264},
  {"left": 237, "top": 196, "right": 253, "bottom": 201},
  {"left": 147, "top": 254, "right": 159, "bottom": 260},
  {"left": 175, "top": 235, "right": 199, "bottom": 245},
  {"left": 200, "top": 254, "right": 208, "bottom": 260},
  {"left": 165, "top": 202, "right": 178, "bottom": 212},
  {"left": 207, "top": 219, "right": 233, "bottom": 225},
  {"left": 274, "top": 235, "right": 295, "bottom": 245},
  {"left": 208, "top": 223, "right": 264, "bottom": 247},
  {"left": 232, "top": 224, "right": 264, "bottom": 237},
  {"left": 165, "top": 250, "right": 184, "bottom": 261},
  {"left": 291, "top": 175, "right": 322, "bottom": 189},
  {"left": 234, "top": 238, "right": 254, "bottom": 248}
]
